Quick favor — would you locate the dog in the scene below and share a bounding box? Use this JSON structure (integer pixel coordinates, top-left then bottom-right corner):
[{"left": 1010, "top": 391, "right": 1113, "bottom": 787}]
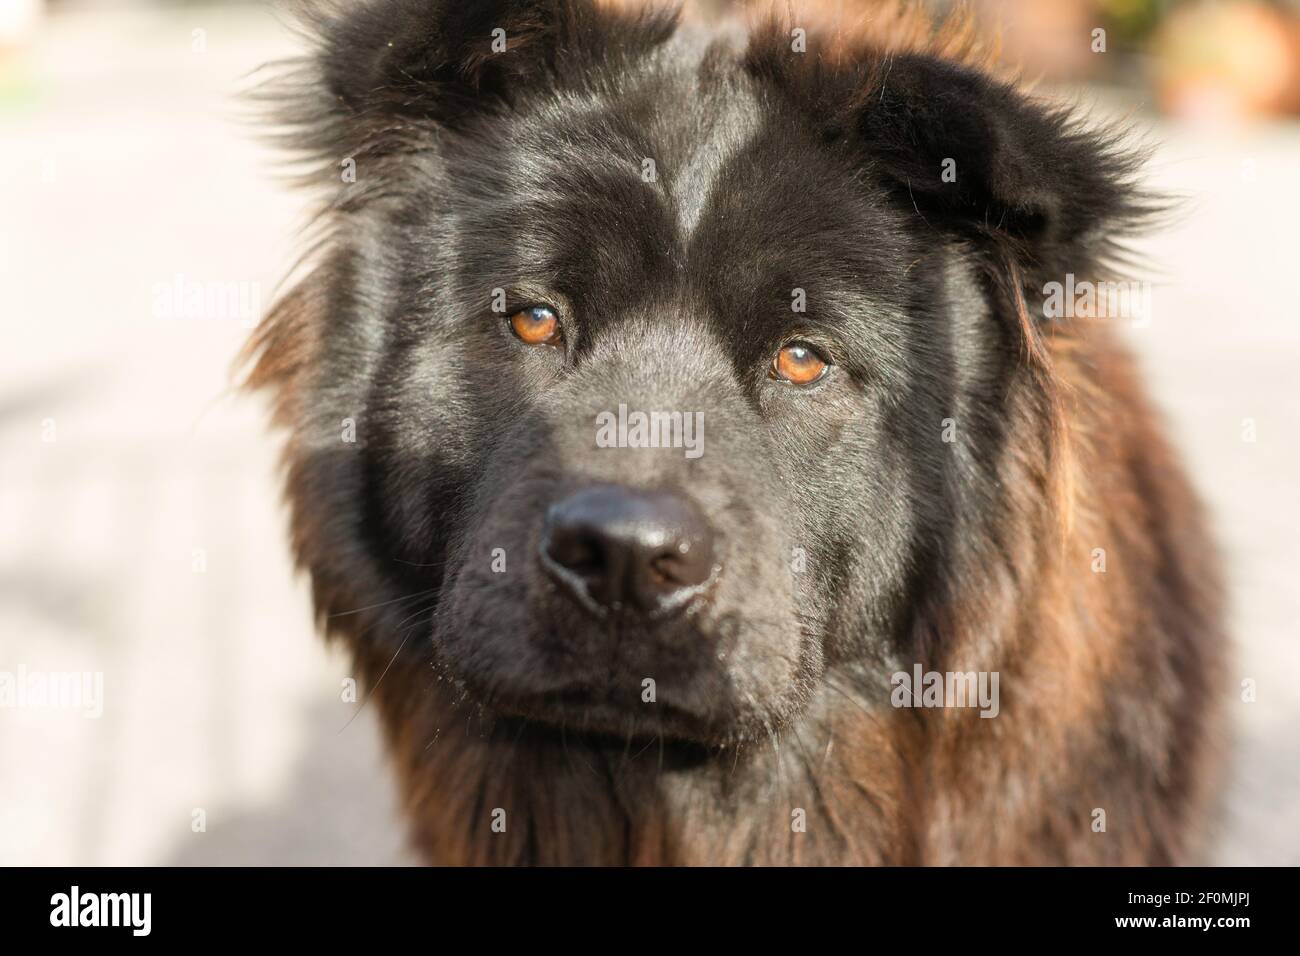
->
[{"left": 245, "top": 0, "right": 1228, "bottom": 864}]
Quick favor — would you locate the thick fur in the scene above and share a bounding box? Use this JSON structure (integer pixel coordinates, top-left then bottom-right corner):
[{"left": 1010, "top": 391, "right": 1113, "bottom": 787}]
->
[{"left": 245, "top": 0, "right": 1227, "bottom": 864}]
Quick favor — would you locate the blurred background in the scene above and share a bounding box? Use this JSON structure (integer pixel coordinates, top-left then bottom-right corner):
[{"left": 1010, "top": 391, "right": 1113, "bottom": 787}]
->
[{"left": 1, "top": 0, "right": 1297, "bottom": 865}]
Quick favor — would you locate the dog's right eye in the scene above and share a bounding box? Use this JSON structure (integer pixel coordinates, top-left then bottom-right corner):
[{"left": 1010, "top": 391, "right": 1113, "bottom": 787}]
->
[
  {"left": 772, "top": 342, "right": 829, "bottom": 386},
  {"left": 509, "top": 306, "right": 562, "bottom": 347}
]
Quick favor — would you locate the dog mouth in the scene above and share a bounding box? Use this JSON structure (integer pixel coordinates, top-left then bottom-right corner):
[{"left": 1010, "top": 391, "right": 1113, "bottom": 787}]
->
[
  {"left": 483, "top": 682, "right": 744, "bottom": 746},
  {"left": 444, "top": 643, "right": 803, "bottom": 747},
  {"left": 489, "top": 706, "right": 727, "bottom": 769},
  {"left": 434, "top": 577, "right": 819, "bottom": 748}
]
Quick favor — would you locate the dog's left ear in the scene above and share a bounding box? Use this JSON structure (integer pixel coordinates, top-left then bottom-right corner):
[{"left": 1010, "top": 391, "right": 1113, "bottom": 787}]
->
[{"left": 852, "top": 54, "right": 1147, "bottom": 276}]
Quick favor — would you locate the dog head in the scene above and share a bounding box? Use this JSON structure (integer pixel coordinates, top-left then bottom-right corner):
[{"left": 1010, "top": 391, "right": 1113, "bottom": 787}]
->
[{"left": 249, "top": 0, "right": 1144, "bottom": 746}]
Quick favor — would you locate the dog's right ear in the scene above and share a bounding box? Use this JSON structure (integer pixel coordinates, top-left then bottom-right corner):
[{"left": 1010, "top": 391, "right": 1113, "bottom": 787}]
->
[
  {"left": 269, "top": 0, "right": 677, "bottom": 160},
  {"left": 315, "top": 0, "right": 568, "bottom": 127}
]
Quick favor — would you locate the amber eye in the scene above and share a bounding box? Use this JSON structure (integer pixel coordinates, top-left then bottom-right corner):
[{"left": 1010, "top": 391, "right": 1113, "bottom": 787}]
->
[
  {"left": 773, "top": 342, "right": 829, "bottom": 385},
  {"left": 509, "top": 306, "right": 561, "bottom": 346}
]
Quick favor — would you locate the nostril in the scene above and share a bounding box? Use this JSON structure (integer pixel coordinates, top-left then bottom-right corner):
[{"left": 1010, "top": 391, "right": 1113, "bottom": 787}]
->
[
  {"left": 648, "top": 553, "right": 678, "bottom": 585},
  {"left": 646, "top": 538, "right": 712, "bottom": 588},
  {"left": 545, "top": 528, "right": 603, "bottom": 577}
]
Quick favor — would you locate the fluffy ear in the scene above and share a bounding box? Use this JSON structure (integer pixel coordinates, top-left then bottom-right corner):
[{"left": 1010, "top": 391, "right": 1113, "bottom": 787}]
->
[
  {"left": 853, "top": 54, "right": 1151, "bottom": 277},
  {"left": 312, "top": 0, "right": 568, "bottom": 126},
  {"left": 266, "top": 0, "right": 677, "bottom": 161}
]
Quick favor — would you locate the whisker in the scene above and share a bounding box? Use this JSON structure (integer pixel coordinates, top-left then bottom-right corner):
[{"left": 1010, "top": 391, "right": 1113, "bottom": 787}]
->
[
  {"left": 328, "top": 587, "right": 438, "bottom": 619},
  {"left": 336, "top": 600, "right": 437, "bottom": 734},
  {"left": 822, "top": 674, "right": 884, "bottom": 726}
]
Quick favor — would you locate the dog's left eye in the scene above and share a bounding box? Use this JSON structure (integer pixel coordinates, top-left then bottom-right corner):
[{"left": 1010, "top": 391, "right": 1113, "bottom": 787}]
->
[
  {"left": 509, "top": 306, "right": 562, "bottom": 346},
  {"left": 772, "top": 343, "right": 829, "bottom": 385}
]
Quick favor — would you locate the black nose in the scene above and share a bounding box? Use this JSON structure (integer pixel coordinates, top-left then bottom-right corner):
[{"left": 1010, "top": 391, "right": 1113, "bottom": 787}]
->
[{"left": 540, "top": 484, "right": 717, "bottom": 618}]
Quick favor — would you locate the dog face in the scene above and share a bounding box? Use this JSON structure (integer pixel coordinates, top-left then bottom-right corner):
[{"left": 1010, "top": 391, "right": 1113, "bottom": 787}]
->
[
  {"left": 386, "top": 60, "right": 950, "bottom": 745},
  {"left": 254, "top": 0, "right": 1141, "bottom": 747}
]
